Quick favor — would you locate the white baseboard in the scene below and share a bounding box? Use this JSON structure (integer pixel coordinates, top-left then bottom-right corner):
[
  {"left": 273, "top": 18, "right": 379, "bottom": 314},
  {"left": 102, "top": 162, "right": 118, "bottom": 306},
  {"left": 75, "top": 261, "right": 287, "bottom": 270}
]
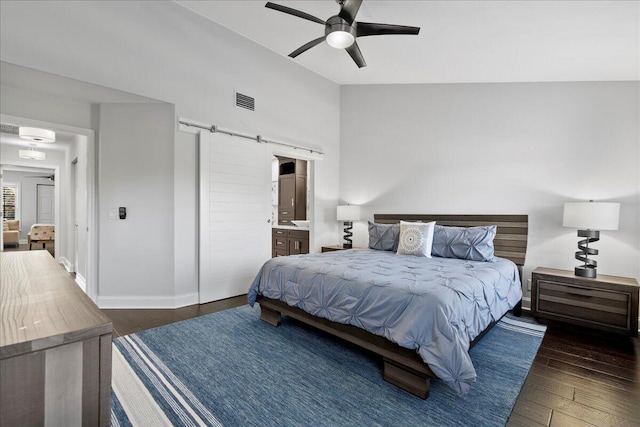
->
[
  {"left": 521, "top": 296, "right": 531, "bottom": 311},
  {"left": 59, "top": 257, "right": 74, "bottom": 273},
  {"left": 75, "top": 273, "right": 87, "bottom": 292},
  {"left": 97, "top": 292, "right": 199, "bottom": 309}
]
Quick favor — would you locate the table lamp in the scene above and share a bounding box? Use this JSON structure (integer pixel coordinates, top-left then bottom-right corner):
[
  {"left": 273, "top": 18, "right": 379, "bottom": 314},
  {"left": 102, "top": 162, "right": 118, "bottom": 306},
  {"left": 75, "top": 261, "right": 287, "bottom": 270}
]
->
[
  {"left": 337, "top": 205, "right": 360, "bottom": 249},
  {"left": 562, "top": 200, "right": 620, "bottom": 278}
]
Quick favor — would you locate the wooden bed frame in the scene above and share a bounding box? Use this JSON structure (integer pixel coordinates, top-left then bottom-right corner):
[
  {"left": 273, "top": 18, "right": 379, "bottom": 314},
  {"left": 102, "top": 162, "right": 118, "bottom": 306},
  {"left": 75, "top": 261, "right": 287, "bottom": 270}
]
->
[{"left": 257, "top": 214, "right": 528, "bottom": 399}]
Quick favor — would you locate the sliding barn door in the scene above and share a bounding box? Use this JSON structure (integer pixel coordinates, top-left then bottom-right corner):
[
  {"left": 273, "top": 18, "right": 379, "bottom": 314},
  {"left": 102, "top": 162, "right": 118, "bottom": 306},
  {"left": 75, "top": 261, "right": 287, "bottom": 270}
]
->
[{"left": 199, "top": 131, "right": 271, "bottom": 304}]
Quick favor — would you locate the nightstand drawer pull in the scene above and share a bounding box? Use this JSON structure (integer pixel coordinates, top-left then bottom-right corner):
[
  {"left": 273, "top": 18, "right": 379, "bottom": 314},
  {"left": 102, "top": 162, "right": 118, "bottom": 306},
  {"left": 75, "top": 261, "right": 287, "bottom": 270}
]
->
[{"left": 566, "top": 292, "right": 593, "bottom": 298}]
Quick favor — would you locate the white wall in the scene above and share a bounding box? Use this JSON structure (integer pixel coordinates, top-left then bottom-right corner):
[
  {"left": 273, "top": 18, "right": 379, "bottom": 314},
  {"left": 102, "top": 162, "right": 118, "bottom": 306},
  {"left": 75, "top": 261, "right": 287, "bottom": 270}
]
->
[
  {"left": 0, "top": 1, "right": 341, "bottom": 307},
  {"left": 340, "top": 82, "right": 640, "bottom": 302},
  {"left": 98, "top": 103, "right": 176, "bottom": 303}
]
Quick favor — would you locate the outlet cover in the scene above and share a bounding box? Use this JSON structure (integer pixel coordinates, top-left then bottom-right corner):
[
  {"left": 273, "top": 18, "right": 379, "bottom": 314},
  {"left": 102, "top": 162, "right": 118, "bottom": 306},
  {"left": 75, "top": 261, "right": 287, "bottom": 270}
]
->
[{"left": 526, "top": 279, "right": 532, "bottom": 291}]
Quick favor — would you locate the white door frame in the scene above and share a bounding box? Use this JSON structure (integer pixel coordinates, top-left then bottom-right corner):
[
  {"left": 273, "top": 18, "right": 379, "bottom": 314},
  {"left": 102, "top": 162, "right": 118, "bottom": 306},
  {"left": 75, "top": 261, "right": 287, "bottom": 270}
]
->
[{"left": 1, "top": 114, "right": 97, "bottom": 301}]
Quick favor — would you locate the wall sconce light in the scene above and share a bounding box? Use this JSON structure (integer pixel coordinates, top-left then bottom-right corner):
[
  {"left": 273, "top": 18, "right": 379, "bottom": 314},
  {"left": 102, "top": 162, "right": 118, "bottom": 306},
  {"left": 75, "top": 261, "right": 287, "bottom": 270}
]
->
[
  {"left": 563, "top": 200, "right": 620, "bottom": 278},
  {"left": 337, "top": 205, "right": 361, "bottom": 249}
]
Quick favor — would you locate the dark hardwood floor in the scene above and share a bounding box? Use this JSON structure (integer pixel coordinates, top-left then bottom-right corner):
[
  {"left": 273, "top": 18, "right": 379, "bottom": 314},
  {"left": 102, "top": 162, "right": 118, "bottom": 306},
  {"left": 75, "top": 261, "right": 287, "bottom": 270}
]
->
[
  {"left": 102, "top": 302, "right": 639, "bottom": 426},
  {"left": 508, "top": 321, "right": 639, "bottom": 427},
  {"left": 103, "top": 295, "right": 246, "bottom": 337}
]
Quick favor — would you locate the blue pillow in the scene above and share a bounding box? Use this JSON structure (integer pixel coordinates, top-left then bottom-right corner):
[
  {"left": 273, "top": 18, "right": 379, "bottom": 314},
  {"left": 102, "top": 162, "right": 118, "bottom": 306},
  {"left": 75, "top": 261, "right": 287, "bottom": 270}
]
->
[
  {"left": 368, "top": 221, "right": 400, "bottom": 251},
  {"left": 431, "top": 225, "right": 497, "bottom": 261}
]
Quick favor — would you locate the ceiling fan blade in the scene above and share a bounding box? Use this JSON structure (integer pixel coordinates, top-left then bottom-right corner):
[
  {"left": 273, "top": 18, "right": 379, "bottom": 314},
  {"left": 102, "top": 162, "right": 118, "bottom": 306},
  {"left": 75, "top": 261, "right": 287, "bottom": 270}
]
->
[
  {"left": 356, "top": 22, "right": 421, "bottom": 37},
  {"left": 338, "top": 0, "right": 363, "bottom": 25},
  {"left": 289, "top": 36, "right": 326, "bottom": 58},
  {"left": 265, "top": 2, "right": 326, "bottom": 25},
  {"left": 345, "top": 41, "right": 366, "bottom": 68}
]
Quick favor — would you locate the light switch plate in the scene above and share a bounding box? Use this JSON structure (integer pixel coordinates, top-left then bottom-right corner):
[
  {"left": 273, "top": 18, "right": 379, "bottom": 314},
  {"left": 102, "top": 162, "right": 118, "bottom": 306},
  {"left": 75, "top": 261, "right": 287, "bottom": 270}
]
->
[
  {"left": 108, "top": 208, "right": 118, "bottom": 220},
  {"left": 526, "top": 279, "right": 532, "bottom": 291}
]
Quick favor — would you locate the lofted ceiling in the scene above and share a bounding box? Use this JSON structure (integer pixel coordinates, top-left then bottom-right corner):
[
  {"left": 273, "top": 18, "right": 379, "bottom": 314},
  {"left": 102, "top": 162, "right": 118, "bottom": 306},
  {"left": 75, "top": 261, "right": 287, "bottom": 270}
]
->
[{"left": 176, "top": 0, "right": 639, "bottom": 85}]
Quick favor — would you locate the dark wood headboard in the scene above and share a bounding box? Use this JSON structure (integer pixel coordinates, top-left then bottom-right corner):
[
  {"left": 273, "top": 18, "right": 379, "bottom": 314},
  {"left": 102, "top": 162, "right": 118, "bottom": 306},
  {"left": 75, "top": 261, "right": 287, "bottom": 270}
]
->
[{"left": 373, "top": 214, "right": 528, "bottom": 267}]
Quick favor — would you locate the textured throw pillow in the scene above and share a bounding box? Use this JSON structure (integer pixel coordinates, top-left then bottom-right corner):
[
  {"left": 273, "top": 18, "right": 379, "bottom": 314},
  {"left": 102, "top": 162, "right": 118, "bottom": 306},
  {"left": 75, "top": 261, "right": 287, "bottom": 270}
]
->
[
  {"left": 397, "top": 221, "right": 435, "bottom": 257},
  {"left": 431, "top": 225, "right": 497, "bottom": 262},
  {"left": 368, "top": 221, "right": 401, "bottom": 251}
]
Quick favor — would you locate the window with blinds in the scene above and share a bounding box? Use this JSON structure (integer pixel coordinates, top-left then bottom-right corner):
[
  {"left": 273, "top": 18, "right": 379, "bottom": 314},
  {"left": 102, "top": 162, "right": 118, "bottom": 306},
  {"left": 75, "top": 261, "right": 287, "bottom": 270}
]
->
[{"left": 2, "top": 184, "right": 17, "bottom": 220}]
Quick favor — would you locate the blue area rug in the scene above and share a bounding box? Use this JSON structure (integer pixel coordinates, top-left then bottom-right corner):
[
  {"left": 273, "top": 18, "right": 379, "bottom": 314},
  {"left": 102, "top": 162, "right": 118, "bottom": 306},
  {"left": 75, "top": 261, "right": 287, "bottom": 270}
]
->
[{"left": 110, "top": 305, "right": 545, "bottom": 427}]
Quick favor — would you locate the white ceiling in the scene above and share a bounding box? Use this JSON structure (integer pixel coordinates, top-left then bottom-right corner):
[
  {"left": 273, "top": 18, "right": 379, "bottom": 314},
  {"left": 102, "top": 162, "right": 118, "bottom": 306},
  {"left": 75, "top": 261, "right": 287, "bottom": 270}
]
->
[{"left": 176, "top": 0, "right": 639, "bottom": 85}]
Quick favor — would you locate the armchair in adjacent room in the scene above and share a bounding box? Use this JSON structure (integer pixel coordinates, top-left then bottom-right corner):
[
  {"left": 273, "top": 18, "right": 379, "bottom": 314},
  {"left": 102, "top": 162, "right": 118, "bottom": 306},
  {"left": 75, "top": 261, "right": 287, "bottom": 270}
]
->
[{"left": 2, "top": 220, "right": 20, "bottom": 247}]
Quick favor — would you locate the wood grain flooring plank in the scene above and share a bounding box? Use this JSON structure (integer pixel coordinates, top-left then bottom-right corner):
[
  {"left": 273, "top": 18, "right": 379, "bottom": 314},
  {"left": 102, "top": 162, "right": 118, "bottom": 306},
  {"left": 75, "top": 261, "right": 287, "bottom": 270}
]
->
[
  {"left": 546, "top": 359, "right": 636, "bottom": 392},
  {"left": 573, "top": 387, "right": 640, "bottom": 423},
  {"left": 549, "top": 411, "right": 598, "bottom": 427},
  {"left": 507, "top": 413, "right": 549, "bottom": 427},
  {"left": 519, "top": 383, "right": 636, "bottom": 427},
  {"left": 522, "top": 372, "right": 575, "bottom": 400},
  {"left": 541, "top": 326, "right": 639, "bottom": 362},
  {"left": 537, "top": 346, "right": 638, "bottom": 382},
  {"left": 541, "top": 336, "right": 638, "bottom": 372},
  {"left": 510, "top": 397, "right": 553, "bottom": 426},
  {"left": 528, "top": 363, "right": 640, "bottom": 402}
]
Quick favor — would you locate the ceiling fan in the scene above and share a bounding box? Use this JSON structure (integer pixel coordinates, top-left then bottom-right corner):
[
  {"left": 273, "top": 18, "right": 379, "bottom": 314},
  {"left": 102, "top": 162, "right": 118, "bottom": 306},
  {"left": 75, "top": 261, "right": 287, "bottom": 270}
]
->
[
  {"left": 26, "top": 174, "right": 55, "bottom": 182},
  {"left": 265, "top": 0, "right": 420, "bottom": 68}
]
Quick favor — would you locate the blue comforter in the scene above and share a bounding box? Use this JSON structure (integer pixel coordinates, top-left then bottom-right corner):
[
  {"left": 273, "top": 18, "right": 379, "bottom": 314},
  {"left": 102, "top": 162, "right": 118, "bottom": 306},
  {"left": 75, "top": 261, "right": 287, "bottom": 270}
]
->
[{"left": 248, "top": 249, "right": 522, "bottom": 396}]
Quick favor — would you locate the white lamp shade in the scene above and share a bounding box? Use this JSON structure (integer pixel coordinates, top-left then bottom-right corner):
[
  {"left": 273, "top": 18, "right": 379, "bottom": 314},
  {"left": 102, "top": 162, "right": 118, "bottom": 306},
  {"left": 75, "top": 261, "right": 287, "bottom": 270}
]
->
[
  {"left": 563, "top": 202, "right": 620, "bottom": 230},
  {"left": 326, "top": 31, "right": 355, "bottom": 49},
  {"left": 18, "top": 127, "right": 55, "bottom": 143},
  {"left": 18, "top": 149, "right": 46, "bottom": 160},
  {"left": 337, "top": 205, "right": 361, "bottom": 221}
]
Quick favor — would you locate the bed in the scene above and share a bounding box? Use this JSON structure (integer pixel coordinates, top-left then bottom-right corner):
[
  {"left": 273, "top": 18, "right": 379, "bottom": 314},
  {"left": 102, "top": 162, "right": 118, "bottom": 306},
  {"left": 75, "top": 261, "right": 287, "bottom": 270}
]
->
[{"left": 248, "top": 214, "right": 528, "bottom": 399}]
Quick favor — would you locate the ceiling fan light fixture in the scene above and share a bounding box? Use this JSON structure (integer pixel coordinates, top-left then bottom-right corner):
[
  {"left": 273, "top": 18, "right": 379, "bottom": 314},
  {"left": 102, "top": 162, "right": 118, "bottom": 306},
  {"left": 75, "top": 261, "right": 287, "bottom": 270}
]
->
[
  {"left": 326, "top": 30, "right": 355, "bottom": 49},
  {"left": 19, "top": 148, "right": 47, "bottom": 161},
  {"left": 18, "top": 126, "right": 55, "bottom": 143},
  {"left": 325, "top": 16, "right": 356, "bottom": 49}
]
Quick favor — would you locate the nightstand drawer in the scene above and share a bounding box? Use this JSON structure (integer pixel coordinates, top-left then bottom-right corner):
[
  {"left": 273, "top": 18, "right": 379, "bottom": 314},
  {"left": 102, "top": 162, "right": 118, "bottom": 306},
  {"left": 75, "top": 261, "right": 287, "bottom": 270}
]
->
[{"left": 537, "top": 280, "right": 629, "bottom": 328}]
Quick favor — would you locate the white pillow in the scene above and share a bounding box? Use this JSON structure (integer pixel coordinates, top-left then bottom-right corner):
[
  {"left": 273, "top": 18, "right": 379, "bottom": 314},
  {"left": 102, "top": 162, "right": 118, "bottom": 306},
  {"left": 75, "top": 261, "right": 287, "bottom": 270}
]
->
[{"left": 397, "top": 220, "right": 436, "bottom": 257}]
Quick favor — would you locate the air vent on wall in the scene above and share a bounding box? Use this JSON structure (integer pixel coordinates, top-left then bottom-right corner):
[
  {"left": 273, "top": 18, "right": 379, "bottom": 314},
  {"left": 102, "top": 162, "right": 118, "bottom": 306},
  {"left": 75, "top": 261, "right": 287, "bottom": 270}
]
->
[
  {"left": 0, "top": 124, "right": 19, "bottom": 135},
  {"left": 235, "top": 92, "right": 255, "bottom": 111}
]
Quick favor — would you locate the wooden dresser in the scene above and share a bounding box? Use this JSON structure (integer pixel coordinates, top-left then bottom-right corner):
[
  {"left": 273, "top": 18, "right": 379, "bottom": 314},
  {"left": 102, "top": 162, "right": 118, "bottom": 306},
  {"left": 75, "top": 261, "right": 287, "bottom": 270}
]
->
[
  {"left": 0, "top": 251, "right": 113, "bottom": 426},
  {"left": 531, "top": 267, "right": 639, "bottom": 337}
]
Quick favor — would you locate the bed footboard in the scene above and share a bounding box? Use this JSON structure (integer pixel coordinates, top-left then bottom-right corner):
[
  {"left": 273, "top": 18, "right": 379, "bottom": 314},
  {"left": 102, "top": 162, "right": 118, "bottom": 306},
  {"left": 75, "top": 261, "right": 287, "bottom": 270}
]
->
[{"left": 257, "top": 296, "right": 434, "bottom": 399}]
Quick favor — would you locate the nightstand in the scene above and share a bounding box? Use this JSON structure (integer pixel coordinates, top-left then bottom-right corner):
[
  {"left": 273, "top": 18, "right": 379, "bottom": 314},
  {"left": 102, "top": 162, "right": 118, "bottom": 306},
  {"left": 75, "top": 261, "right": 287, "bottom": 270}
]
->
[
  {"left": 531, "top": 267, "right": 639, "bottom": 337},
  {"left": 321, "top": 245, "right": 361, "bottom": 253}
]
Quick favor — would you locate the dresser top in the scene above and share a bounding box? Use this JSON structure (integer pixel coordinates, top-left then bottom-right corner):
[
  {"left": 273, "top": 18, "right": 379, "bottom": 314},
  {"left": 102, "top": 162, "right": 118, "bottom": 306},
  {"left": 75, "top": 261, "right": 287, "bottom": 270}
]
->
[{"left": 1, "top": 251, "right": 112, "bottom": 359}]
